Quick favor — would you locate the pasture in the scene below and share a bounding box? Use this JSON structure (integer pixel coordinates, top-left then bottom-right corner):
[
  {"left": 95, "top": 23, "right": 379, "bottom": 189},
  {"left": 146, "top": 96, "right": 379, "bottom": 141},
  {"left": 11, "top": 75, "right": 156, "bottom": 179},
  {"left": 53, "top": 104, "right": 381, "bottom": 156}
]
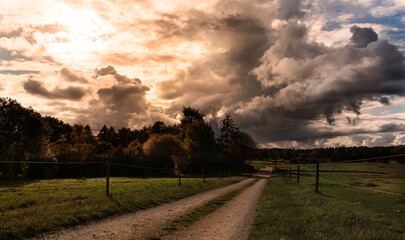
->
[{"left": 249, "top": 162, "right": 405, "bottom": 239}]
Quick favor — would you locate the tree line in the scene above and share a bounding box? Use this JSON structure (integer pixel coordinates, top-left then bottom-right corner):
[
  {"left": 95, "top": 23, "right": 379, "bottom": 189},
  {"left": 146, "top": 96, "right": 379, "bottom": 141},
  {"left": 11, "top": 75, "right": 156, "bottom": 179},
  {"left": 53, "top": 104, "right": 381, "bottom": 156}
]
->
[
  {"left": 254, "top": 146, "right": 405, "bottom": 163},
  {"left": 0, "top": 97, "right": 256, "bottom": 179}
]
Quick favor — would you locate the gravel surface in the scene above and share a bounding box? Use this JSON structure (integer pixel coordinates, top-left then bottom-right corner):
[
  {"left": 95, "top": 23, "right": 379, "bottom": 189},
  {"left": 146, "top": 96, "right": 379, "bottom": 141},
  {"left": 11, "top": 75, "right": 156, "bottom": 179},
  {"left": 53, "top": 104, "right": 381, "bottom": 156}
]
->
[
  {"left": 161, "top": 167, "right": 272, "bottom": 240},
  {"left": 32, "top": 178, "right": 255, "bottom": 240}
]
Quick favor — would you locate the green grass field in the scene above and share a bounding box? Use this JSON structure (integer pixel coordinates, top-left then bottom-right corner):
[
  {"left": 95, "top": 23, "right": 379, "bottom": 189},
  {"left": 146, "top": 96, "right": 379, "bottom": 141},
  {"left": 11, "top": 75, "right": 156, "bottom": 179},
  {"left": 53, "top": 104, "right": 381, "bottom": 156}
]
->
[
  {"left": 249, "top": 162, "right": 405, "bottom": 240},
  {"left": 0, "top": 176, "right": 246, "bottom": 240}
]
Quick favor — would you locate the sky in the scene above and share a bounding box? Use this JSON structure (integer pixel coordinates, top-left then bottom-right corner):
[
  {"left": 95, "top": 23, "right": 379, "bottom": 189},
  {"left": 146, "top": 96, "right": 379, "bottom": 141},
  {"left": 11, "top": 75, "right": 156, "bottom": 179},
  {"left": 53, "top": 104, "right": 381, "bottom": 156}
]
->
[{"left": 0, "top": 0, "right": 405, "bottom": 148}]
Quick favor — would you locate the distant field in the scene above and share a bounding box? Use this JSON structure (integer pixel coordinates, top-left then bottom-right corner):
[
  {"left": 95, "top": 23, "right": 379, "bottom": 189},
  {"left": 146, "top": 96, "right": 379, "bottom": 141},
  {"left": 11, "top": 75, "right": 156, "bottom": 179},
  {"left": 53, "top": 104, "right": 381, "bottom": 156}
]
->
[
  {"left": 0, "top": 176, "right": 246, "bottom": 240},
  {"left": 250, "top": 162, "right": 405, "bottom": 239}
]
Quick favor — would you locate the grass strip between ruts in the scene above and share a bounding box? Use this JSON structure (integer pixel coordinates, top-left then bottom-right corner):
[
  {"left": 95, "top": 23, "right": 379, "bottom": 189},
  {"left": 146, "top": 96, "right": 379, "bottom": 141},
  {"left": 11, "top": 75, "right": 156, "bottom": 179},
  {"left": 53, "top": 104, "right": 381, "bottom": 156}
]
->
[{"left": 151, "top": 179, "right": 259, "bottom": 239}]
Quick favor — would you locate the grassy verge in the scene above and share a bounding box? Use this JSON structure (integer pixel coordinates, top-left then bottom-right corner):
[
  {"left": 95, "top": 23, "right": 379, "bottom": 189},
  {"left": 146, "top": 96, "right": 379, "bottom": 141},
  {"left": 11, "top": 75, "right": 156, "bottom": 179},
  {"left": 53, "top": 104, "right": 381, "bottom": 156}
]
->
[
  {"left": 152, "top": 179, "right": 258, "bottom": 239},
  {"left": 249, "top": 175, "right": 404, "bottom": 240},
  {"left": 0, "top": 176, "right": 246, "bottom": 240}
]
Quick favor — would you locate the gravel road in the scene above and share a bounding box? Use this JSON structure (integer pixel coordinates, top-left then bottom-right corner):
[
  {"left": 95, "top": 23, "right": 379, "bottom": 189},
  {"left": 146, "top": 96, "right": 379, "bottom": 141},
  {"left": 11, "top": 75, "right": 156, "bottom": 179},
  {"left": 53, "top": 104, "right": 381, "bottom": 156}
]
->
[
  {"left": 161, "top": 167, "right": 272, "bottom": 240},
  {"left": 32, "top": 177, "right": 255, "bottom": 240}
]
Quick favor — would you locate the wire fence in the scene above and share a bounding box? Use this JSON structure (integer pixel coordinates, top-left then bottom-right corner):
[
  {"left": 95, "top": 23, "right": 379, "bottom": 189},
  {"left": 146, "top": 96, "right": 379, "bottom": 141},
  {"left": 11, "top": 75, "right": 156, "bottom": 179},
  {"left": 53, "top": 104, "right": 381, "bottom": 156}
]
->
[
  {"left": 275, "top": 154, "right": 405, "bottom": 197},
  {"left": 0, "top": 159, "right": 245, "bottom": 196}
]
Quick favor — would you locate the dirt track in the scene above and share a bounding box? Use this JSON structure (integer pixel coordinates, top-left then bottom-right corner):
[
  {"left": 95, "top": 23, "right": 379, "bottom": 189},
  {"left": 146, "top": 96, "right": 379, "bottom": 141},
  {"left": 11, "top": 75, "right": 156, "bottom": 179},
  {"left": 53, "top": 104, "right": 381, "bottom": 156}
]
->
[
  {"left": 33, "top": 177, "right": 255, "bottom": 240},
  {"left": 161, "top": 167, "right": 272, "bottom": 240}
]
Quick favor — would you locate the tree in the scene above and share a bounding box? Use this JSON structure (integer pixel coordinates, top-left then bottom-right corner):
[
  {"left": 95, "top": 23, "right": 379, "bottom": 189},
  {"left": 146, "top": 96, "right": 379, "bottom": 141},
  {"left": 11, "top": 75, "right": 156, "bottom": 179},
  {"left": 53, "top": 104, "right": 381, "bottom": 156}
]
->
[
  {"left": 180, "top": 107, "right": 217, "bottom": 169},
  {"left": 117, "top": 127, "right": 133, "bottom": 147},
  {"left": 217, "top": 113, "right": 257, "bottom": 169},
  {"left": 0, "top": 98, "right": 50, "bottom": 178},
  {"left": 143, "top": 134, "right": 188, "bottom": 170},
  {"left": 97, "top": 125, "right": 118, "bottom": 146},
  {"left": 181, "top": 107, "right": 204, "bottom": 126},
  {"left": 43, "top": 116, "right": 72, "bottom": 143},
  {"left": 219, "top": 113, "right": 239, "bottom": 146}
]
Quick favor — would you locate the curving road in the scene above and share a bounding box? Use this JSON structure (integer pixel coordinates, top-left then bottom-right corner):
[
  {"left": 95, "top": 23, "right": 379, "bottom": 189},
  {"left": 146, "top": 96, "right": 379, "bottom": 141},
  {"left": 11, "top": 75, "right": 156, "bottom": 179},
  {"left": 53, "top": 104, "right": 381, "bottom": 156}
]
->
[
  {"left": 161, "top": 167, "right": 272, "bottom": 240},
  {"left": 33, "top": 177, "right": 256, "bottom": 240}
]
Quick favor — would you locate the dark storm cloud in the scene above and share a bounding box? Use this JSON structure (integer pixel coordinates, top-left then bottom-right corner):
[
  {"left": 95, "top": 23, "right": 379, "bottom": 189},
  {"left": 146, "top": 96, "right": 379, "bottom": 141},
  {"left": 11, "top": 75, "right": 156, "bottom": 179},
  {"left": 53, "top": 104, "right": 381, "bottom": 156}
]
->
[
  {"left": 240, "top": 22, "right": 405, "bottom": 144},
  {"left": 156, "top": 3, "right": 274, "bottom": 115},
  {"left": 94, "top": 65, "right": 117, "bottom": 77},
  {"left": 378, "top": 97, "right": 390, "bottom": 105},
  {"left": 60, "top": 68, "right": 88, "bottom": 83},
  {"left": 152, "top": 0, "right": 405, "bottom": 146},
  {"left": 97, "top": 84, "right": 149, "bottom": 114},
  {"left": 350, "top": 25, "right": 378, "bottom": 48},
  {"left": 94, "top": 66, "right": 148, "bottom": 111},
  {"left": 246, "top": 116, "right": 405, "bottom": 144},
  {"left": 23, "top": 79, "right": 86, "bottom": 100},
  {"left": 93, "top": 65, "right": 141, "bottom": 84},
  {"left": 378, "top": 123, "right": 405, "bottom": 133},
  {"left": 277, "top": 0, "right": 305, "bottom": 20},
  {"left": 77, "top": 66, "right": 150, "bottom": 129}
]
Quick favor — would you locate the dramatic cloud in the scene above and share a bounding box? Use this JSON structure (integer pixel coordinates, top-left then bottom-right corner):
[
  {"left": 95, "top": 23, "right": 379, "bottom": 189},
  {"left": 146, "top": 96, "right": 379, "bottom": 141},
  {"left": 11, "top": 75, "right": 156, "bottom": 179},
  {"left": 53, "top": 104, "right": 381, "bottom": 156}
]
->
[
  {"left": 350, "top": 25, "right": 378, "bottom": 48},
  {"left": 156, "top": 2, "right": 274, "bottom": 114},
  {"left": 76, "top": 66, "right": 150, "bottom": 129},
  {"left": 1, "top": 0, "right": 404, "bottom": 147},
  {"left": 60, "top": 67, "right": 88, "bottom": 83},
  {"left": 153, "top": 1, "right": 405, "bottom": 146},
  {"left": 93, "top": 65, "right": 117, "bottom": 77},
  {"left": 235, "top": 23, "right": 405, "bottom": 143},
  {"left": 23, "top": 78, "right": 86, "bottom": 100}
]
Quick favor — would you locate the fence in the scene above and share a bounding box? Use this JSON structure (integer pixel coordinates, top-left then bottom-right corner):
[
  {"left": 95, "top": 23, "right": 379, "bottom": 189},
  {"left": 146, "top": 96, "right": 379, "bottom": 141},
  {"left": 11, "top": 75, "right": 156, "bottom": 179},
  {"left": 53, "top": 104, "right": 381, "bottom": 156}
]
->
[
  {"left": 275, "top": 154, "right": 405, "bottom": 196},
  {"left": 0, "top": 160, "right": 243, "bottom": 196}
]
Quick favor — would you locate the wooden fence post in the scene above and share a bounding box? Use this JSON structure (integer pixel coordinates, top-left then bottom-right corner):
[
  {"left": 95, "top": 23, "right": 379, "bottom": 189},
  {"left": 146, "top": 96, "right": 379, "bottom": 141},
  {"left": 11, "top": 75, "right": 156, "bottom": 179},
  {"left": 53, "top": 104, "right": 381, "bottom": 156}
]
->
[
  {"left": 201, "top": 168, "right": 206, "bottom": 183},
  {"left": 106, "top": 157, "right": 110, "bottom": 197},
  {"left": 297, "top": 166, "right": 300, "bottom": 184},
  {"left": 316, "top": 161, "right": 319, "bottom": 193},
  {"left": 178, "top": 167, "right": 181, "bottom": 186},
  {"left": 289, "top": 167, "right": 292, "bottom": 179}
]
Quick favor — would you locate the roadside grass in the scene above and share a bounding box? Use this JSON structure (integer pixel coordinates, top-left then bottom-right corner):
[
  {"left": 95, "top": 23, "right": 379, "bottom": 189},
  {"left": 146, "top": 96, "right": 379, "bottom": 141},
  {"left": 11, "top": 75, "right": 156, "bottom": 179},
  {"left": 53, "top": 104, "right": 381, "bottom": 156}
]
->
[
  {"left": 249, "top": 164, "right": 405, "bottom": 240},
  {"left": 153, "top": 179, "right": 258, "bottom": 239},
  {"left": 275, "top": 162, "right": 405, "bottom": 195},
  {"left": 0, "top": 176, "right": 246, "bottom": 240}
]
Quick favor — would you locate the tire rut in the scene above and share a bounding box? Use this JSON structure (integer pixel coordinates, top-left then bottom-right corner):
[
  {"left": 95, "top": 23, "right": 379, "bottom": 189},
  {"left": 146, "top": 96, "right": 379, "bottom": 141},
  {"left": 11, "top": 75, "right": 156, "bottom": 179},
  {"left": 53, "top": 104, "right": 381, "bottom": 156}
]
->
[{"left": 161, "top": 167, "right": 272, "bottom": 240}]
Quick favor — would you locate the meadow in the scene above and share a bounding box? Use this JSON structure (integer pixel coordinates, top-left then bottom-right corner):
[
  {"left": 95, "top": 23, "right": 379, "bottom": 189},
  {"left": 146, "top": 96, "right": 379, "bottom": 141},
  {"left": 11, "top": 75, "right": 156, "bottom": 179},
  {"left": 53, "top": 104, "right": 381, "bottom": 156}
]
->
[
  {"left": 0, "top": 176, "right": 246, "bottom": 239},
  {"left": 249, "top": 161, "right": 405, "bottom": 240}
]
